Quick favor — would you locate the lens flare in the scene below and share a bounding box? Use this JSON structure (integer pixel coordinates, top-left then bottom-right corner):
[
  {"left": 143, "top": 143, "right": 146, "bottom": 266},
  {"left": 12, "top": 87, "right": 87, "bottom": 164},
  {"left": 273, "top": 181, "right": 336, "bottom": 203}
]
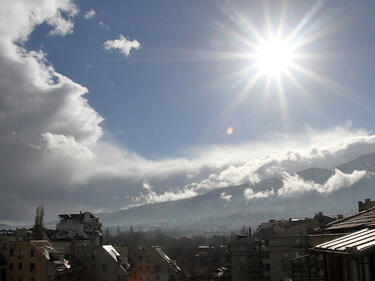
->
[{"left": 227, "top": 127, "right": 234, "bottom": 135}]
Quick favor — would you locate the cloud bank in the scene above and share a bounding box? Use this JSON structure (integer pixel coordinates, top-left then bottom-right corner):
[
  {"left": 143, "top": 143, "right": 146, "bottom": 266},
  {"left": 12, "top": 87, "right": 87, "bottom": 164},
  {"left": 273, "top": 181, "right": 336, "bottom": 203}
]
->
[
  {"left": 1, "top": 0, "right": 375, "bottom": 225},
  {"left": 278, "top": 169, "right": 367, "bottom": 196}
]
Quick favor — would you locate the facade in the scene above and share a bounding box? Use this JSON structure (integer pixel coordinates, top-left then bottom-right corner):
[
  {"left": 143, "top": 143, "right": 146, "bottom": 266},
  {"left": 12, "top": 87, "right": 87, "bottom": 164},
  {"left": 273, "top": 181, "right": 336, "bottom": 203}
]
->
[
  {"left": 55, "top": 212, "right": 102, "bottom": 247},
  {"left": 292, "top": 228, "right": 375, "bottom": 281},
  {"left": 5, "top": 240, "right": 70, "bottom": 281},
  {"left": 228, "top": 212, "right": 333, "bottom": 281},
  {"left": 291, "top": 199, "right": 375, "bottom": 281},
  {"left": 229, "top": 235, "right": 263, "bottom": 281},
  {"left": 126, "top": 245, "right": 180, "bottom": 281},
  {"left": 79, "top": 245, "right": 128, "bottom": 281}
]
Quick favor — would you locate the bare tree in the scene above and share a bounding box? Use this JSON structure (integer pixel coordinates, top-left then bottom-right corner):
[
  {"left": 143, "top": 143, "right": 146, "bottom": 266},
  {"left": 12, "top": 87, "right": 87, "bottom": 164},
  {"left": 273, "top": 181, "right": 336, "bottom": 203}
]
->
[{"left": 33, "top": 205, "right": 44, "bottom": 240}]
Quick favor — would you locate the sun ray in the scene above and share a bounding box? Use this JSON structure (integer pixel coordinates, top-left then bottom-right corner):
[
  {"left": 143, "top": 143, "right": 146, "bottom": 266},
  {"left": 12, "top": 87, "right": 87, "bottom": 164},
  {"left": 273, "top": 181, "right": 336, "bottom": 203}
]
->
[
  {"left": 262, "top": 0, "right": 274, "bottom": 40},
  {"left": 283, "top": 69, "right": 308, "bottom": 99},
  {"left": 217, "top": 70, "right": 264, "bottom": 129},
  {"left": 276, "top": 73, "right": 290, "bottom": 130},
  {"left": 290, "top": 63, "right": 374, "bottom": 107},
  {"left": 276, "top": 0, "right": 288, "bottom": 39}
]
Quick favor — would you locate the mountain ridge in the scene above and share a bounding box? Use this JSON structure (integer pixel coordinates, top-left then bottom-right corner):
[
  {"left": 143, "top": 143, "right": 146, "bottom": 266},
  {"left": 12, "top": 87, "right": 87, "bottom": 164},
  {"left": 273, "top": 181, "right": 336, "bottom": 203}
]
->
[{"left": 97, "top": 152, "right": 375, "bottom": 233}]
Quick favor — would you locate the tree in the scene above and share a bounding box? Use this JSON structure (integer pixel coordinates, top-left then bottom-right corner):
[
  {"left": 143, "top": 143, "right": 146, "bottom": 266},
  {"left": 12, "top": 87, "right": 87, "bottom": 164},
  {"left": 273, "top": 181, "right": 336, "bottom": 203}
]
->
[{"left": 33, "top": 205, "right": 44, "bottom": 240}]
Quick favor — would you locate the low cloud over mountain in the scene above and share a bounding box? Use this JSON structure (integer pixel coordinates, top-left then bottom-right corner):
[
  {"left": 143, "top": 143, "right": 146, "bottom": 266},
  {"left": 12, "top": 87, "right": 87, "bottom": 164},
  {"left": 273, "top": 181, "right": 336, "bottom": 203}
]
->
[{"left": 1, "top": 0, "right": 375, "bottom": 225}]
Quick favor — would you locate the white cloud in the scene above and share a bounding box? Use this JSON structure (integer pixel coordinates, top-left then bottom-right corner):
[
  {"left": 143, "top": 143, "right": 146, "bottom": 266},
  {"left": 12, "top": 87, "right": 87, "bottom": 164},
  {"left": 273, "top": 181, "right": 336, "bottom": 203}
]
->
[
  {"left": 134, "top": 180, "right": 198, "bottom": 204},
  {"left": 84, "top": 9, "right": 96, "bottom": 20},
  {"left": 244, "top": 188, "right": 274, "bottom": 200},
  {"left": 278, "top": 169, "right": 367, "bottom": 196},
  {"left": 0, "top": 0, "right": 78, "bottom": 42},
  {"left": 104, "top": 34, "right": 141, "bottom": 57},
  {"left": 220, "top": 192, "right": 232, "bottom": 202},
  {"left": 1, "top": 0, "right": 375, "bottom": 224},
  {"left": 98, "top": 21, "right": 110, "bottom": 31},
  {"left": 184, "top": 128, "right": 375, "bottom": 193}
]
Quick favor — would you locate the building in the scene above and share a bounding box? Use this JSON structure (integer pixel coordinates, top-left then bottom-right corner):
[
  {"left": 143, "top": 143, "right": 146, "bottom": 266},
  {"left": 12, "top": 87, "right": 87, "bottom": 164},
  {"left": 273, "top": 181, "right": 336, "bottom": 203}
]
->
[
  {"left": 229, "top": 235, "right": 263, "bottom": 281},
  {"left": 78, "top": 245, "right": 128, "bottom": 281},
  {"left": 126, "top": 245, "right": 180, "bottom": 281},
  {"left": 358, "top": 198, "right": 375, "bottom": 212},
  {"left": 5, "top": 240, "right": 70, "bottom": 281},
  {"left": 228, "top": 212, "right": 333, "bottom": 281},
  {"left": 55, "top": 212, "right": 102, "bottom": 248},
  {"left": 292, "top": 199, "right": 375, "bottom": 281},
  {"left": 0, "top": 254, "right": 6, "bottom": 281}
]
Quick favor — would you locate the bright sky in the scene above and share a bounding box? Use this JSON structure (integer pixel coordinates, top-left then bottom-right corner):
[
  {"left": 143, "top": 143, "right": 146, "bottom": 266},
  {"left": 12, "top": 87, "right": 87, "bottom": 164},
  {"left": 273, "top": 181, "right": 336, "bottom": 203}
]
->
[
  {"left": 2, "top": 0, "right": 375, "bottom": 224},
  {"left": 25, "top": 0, "right": 375, "bottom": 159}
]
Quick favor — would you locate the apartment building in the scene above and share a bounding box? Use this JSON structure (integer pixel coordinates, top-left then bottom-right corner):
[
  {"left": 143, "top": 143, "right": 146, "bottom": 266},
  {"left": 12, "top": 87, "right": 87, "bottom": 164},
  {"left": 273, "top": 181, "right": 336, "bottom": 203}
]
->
[
  {"left": 228, "top": 212, "right": 333, "bottom": 281},
  {"left": 78, "top": 245, "right": 128, "bottom": 281},
  {"left": 126, "top": 245, "right": 180, "bottom": 281},
  {"left": 55, "top": 212, "right": 102, "bottom": 248},
  {"left": 292, "top": 199, "right": 375, "bottom": 281},
  {"left": 5, "top": 240, "right": 70, "bottom": 281}
]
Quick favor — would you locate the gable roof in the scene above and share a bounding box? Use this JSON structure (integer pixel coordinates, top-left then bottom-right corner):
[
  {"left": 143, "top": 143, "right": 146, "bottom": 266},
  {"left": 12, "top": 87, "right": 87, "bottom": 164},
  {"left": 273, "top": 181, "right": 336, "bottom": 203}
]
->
[{"left": 319, "top": 207, "right": 375, "bottom": 233}]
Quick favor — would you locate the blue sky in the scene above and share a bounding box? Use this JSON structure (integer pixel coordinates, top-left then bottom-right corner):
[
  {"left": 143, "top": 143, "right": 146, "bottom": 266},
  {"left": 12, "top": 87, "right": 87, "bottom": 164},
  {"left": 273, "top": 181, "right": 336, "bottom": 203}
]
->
[
  {"left": 24, "top": 0, "right": 375, "bottom": 159},
  {"left": 3, "top": 0, "right": 375, "bottom": 223}
]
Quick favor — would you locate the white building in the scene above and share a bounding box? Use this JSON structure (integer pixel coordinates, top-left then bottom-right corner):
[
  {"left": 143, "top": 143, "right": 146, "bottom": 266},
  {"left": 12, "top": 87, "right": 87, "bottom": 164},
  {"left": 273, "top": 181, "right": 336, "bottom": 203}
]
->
[{"left": 55, "top": 212, "right": 102, "bottom": 247}]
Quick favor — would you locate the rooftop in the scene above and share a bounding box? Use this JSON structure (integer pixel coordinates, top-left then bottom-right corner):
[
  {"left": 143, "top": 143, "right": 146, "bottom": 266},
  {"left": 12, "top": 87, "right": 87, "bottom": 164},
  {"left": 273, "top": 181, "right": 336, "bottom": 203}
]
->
[
  {"left": 58, "top": 212, "right": 98, "bottom": 220},
  {"left": 312, "top": 228, "right": 375, "bottom": 256},
  {"left": 320, "top": 207, "right": 375, "bottom": 233}
]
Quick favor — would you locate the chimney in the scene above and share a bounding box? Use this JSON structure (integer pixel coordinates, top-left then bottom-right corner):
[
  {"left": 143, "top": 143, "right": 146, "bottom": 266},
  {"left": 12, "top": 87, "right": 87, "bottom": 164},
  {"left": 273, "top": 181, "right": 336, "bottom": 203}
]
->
[
  {"left": 358, "top": 198, "right": 375, "bottom": 212},
  {"left": 358, "top": 201, "right": 363, "bottom": 212},
  {"left": 337, "top": 214, "right": 343, "bottom": 220}
]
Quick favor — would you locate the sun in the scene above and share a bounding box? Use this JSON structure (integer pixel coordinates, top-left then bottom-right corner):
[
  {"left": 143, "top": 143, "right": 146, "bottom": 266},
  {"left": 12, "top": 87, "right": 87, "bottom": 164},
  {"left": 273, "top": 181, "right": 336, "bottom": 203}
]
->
[{"left": 253, "top": 37, "right": 295, "bottom": 77}]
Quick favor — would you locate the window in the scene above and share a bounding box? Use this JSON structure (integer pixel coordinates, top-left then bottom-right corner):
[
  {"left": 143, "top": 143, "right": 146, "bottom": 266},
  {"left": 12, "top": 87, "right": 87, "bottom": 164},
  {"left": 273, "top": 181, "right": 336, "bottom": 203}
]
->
[
  {"left": 18, "top": 263, "right": 23, "bottom": 270},
  {"left": 18, "top": 278, "right": 22, "bottom": 281},
  {"left": 18, "top": 249, "right": 24, "bottom": 258},
  {"left": 30, "top": 263, "right": 35, "bottom": 273},
  {"left": 30, "top": 249, "right": 35, "bottom": 257},
  {"left": 9, "top": 262, "right": 13, "bottom": 270},
  {"left": 156, "top": 276, "right": 160, "bottom": 281},
  {"left": 155, "top": 265, "right": 160, "bottom": 272},
  {"left": 2, "top": 243, "right": 6, "bottom": 249},
  {"left": 102, "top": 264, "right": 107, "bottom": 271},
  {"left": 139, "top": 266, "right": 142, "bottom": 271},
  {"left": 264, "top": 263, "right": 270, "bottom": 271},
  {"left": 138, "top": 256, "right": 142, "bottom": 261},
  {"left": 10, "top": 248, "right": 14, "bottom": 256},
  {"left": 30, "top": 278, "right": 35, "bottom": 281}
]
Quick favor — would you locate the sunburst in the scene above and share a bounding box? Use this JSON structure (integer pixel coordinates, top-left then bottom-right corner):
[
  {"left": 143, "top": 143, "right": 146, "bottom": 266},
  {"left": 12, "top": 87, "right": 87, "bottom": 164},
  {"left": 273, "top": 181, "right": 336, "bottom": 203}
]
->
[{"left": 209, "top": 1, "right": 361, "bottom": 132}]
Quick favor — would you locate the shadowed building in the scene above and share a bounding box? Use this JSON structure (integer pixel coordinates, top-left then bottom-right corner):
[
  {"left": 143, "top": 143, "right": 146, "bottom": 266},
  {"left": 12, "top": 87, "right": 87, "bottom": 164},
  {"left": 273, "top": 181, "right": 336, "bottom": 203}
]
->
[
  {"left": 292, "top": 199, "right": 375, "bottom": 281},
  {"left": 126, "top": 245, "right": 180, "bottom": 281},
  {"left": 228, "top": 213, "right": 333, "bottom": 281},
  {"left": 6, "top": 240, "right": 70, "bottom": 281}
]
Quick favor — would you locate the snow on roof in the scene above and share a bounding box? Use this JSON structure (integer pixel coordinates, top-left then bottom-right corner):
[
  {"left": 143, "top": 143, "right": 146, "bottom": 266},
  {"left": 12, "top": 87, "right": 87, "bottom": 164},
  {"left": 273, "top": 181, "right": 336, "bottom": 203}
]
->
[{"left": 103, "top": 245, "right": 120, "bottom": 262}]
